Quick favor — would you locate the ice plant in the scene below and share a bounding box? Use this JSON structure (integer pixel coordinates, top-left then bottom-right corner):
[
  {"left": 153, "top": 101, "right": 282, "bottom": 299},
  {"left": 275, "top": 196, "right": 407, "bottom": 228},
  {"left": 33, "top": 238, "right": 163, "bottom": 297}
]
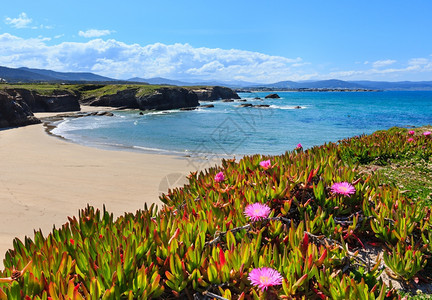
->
[
  {"left": 0, "top": 260, "right": 32, "bottom": 283},
  {"left": 407, "top": 138, "right": 414, "bottom": 142},
  {"left": 244, "top": 203, "right": 271, "bottom": 221},
  {"left": 331, "top": 182, "right": 356, "bottom": 196},
  {"left": 296, "top": 143, "right": 303, "bottom": 148},
  {"left": 423, "top": 131, "right": 431, "bottom": 136},
  {"left": 259, "top": 159, "right": 271, "bottom": 169},
  {"left": 214, "top": 171, "right": 225, "bottom": 183},
  {"left": 408, "top": 130, "right": 415, "bottom": 135},
  {"left": 248, "top": 267, "right": 283, "bottom": 292}
]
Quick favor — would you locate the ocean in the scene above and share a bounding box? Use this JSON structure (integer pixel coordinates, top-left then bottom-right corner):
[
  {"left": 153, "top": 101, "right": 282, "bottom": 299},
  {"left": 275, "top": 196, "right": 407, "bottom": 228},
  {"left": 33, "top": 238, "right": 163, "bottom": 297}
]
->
[{"left": 51, "top": 91, "right": 432, "bottom": 157}]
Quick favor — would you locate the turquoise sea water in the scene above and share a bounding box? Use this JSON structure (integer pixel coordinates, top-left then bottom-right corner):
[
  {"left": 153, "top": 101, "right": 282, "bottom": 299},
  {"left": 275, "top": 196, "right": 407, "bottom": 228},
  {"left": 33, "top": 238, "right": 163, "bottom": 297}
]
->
[{"left": 51, "top": 91, "right": 432, "bottom": 156}]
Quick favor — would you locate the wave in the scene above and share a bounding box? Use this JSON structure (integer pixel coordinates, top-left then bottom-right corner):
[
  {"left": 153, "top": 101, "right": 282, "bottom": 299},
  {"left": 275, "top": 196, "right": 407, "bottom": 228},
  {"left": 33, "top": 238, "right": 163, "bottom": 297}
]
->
[{"left": 270, "top": 105, "right": 308, "bottom": 110}]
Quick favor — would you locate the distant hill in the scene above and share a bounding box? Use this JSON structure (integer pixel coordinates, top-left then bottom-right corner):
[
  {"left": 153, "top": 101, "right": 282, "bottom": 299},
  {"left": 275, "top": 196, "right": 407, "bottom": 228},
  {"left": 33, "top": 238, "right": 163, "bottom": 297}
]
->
[
  {"left": 0, "top": 66, "right": 57, "bottom": 82},
  {"left": 350, "top": 80, "right": 432, "bottom": 91},
  {"left": 1, "top": 65, "right": 432, "bottom": 90},
  {"left": 128, "top": 77, "right": 189, "bottom": 86},
  {"left": 0, "top": 66, "right": 117, "bottom": 83},
  {"left": 261, "top": 79, "right": 365, "bottom": 89},
  {"left": 18, "top": 67, "right": 116, "bottom": 82}
]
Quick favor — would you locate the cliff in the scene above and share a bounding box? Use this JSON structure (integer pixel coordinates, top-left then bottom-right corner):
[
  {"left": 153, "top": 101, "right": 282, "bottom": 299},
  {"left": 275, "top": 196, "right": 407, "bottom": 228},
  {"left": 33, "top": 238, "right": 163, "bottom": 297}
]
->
[
  {"left": 2, "top": 88, "right": 80, "bottom": 112},
  {"left": 80, "top": 86, "right": 199, "bottom": 110},
  {"left": 137, "top": 87, "right": 198, "bottom": 110},
  {"left": 80, "top": 88, "right": 139, "bottom": 108},
  {"left": 0, "top": 84, "right": 239, "bottom": 128},
  {"left": 190, "top": 86, "right": 240, "bottom": 100},
  {"left": 0, "top": 91, "right": 41, "bottom": 128}
]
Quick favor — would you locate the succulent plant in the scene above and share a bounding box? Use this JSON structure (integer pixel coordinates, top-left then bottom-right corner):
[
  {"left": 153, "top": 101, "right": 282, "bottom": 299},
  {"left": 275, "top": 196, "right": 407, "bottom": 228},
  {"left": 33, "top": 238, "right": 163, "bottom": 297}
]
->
[{"left": 1, "top": 127, "right": 431, "bottom": 298}]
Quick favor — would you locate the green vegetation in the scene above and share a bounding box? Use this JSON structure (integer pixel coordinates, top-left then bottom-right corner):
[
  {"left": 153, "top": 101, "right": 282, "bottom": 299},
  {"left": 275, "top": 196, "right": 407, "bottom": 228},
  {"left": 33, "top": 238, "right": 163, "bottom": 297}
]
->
[
  {"left": 0, "top": 83, "right": 80, "bottom": 96},
  {"left": 1, "top": 127, "right": 432, "bottom": 299},
  {"left": 0, "top": 83, "right": 173, "bottom": 99}
]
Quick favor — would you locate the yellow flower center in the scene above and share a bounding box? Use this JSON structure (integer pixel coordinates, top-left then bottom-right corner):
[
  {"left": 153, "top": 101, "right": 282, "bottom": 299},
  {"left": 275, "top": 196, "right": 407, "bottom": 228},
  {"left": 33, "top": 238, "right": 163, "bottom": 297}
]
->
[{"left": 260, "top": 275, "right": 269, "bottom": 284}]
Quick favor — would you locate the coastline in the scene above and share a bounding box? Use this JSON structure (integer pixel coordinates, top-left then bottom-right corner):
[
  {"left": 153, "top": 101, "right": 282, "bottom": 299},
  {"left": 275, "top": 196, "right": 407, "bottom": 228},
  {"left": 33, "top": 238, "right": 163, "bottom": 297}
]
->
[{"left": 0, "top": 107, "right": 220, "bottom": 269}]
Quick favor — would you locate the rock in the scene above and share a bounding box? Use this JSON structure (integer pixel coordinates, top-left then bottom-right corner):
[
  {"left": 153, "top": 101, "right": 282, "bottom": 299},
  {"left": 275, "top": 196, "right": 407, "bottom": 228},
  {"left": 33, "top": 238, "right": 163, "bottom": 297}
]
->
[
  {"left": 239, "top": 103, "right": 254, "bottom": 108},
  {"left": 81, "top": 87, "right": 199, "bottom": 111},
  {"left": 254, "top": 97, "right": 261, "bottom": 100},
  {"left": 179, "top": 107, "right": 197, "bottom": 111},
  {"left": 96, "top": 111, "right": 114, "bottom": 116},
  {"left": 222, "top": 99, "right": 234, "bottom": 102},
  {"left": 192, "top": 86, "right": 240, "bottom": 100},
  {"left": 4, "top": 88, "right": 80, "bottom": 112},
  {"left": 139, "top": 112, "right": 144, "bottom": 115},
  {"left": 82, "top": 88, "right": 139, "bottom": 108},
  {"left": 237, "top": 99, "right": 247, "bottom": 102},
  {"left": 255, "top": 104, "right": 270, "bottom": 108},
  {"left": 0, "top": 91, "right": 41, "bottom": 128},
  {"left": 294, "top": 106, "right": 302, "bottom": 109},
  {"left": 200, "top": 104, "right": 214, "bottom": 108},
  {"left": 137, "top": 87, "right": 199, "bottom": 110},
  {"left": 265, "top": 93, "right": 280, "bottom": 99}
]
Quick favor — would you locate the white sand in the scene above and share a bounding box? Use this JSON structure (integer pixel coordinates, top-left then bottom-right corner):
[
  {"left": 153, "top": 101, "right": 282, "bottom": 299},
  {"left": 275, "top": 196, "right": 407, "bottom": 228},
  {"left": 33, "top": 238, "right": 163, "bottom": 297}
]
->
[{"left": 0, "top": 108, "right": 218, "bottom": 269}]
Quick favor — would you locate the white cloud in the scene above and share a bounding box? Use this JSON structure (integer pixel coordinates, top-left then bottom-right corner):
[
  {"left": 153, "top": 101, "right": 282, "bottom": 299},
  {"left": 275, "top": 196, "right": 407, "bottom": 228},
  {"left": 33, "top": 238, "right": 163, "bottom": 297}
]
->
[
  {"left": 5, "top": 12, "right": 32, "bottom": 29},
  {"left": 78, "top": 29, "right": 114, "bottom": 38},
  {"left": 0, "top": 33, "right": 307, "bottom": 82},
  {"left": 0, "top": 33, "right": 431, "bottom": 82},
  {"left": 372, "top": 59, "right": 396, "bottom": 68}
]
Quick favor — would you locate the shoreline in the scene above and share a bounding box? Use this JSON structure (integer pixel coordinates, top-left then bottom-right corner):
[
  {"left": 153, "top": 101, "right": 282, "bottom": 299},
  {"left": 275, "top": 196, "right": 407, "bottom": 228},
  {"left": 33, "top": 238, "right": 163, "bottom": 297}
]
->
[
  {"left": 0, "top": 107, "right": 221, "bottom": 269},
  {"left": 42, "top": 106, "right": 244, "bottom": 159}
]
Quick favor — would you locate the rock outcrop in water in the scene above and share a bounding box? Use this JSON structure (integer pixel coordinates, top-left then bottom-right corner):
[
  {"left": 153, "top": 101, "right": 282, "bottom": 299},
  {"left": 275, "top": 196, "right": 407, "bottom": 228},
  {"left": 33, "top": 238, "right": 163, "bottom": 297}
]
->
[
  {"left": 80, "top": 88, "right": 139, "bottom": 108},
  {"left": 0, "top": 91, "right": 41, "bottom": 128},
  {"left": 137, "top": 88, "right": 198, "bottom": 110},
  {"left": 81, "top": 87, "right": 199, "bottom": 110},
  {"left": 265, "top": 93, "right": 280, "bottom": 99},
  {"left": 191, "top": 86, "right": 240, "bottom": 100}
]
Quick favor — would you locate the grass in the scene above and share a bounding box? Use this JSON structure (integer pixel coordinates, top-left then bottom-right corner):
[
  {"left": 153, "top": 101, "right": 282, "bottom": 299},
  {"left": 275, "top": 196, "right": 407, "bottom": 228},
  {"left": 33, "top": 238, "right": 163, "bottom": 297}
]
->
[
  {"left": 0, "top": 83, "right": 184, "bottom": 100},
  {"left": 0, "top": 83, "right": 79, "bottom": 96}
]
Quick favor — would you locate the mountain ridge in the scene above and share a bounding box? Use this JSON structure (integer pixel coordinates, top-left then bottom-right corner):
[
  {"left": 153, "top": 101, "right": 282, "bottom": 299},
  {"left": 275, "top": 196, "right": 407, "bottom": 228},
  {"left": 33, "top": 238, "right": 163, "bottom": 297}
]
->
[{"left": 1, "top": 66, "right": 432, "bottom": 90}]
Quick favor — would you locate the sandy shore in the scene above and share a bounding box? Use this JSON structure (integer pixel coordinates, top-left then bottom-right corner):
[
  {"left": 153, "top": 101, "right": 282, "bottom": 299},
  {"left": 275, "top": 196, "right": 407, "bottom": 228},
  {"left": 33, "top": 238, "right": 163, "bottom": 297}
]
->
[{"left": 0, "top": 107, "right": 218, "bottom": 269}]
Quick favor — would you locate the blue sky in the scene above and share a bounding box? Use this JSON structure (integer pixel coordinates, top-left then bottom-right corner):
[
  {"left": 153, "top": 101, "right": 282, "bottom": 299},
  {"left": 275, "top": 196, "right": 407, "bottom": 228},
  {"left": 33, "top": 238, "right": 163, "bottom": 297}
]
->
[{"left": 1, "top": 0, "right": 432, "bottom": 82}]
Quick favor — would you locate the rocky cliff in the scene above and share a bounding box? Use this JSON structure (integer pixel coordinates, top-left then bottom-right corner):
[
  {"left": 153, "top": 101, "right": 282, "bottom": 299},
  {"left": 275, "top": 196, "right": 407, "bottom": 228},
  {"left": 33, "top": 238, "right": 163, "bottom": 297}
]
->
[
  {"left": 3, "top": 88, "right": 80, "bottom": 112},
  {"left": 191, "top": 86, "right": 241, "bottom": 100},
  {"left": 0, "top": 91, "right": 41, "bottom": 128},
  {"left": 81, "top": 87, "right": 199, "bottom": 110},
  {"left": 80, "top": 88, "right": 139, "bottom": 108},
  {"left": 137, "top": 88, "right": 198, "bottom": 110}
]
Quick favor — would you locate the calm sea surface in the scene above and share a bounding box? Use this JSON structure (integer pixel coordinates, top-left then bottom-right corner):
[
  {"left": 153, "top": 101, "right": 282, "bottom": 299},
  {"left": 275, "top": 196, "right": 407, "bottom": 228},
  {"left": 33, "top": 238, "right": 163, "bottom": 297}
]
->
[{"left": 51, "top": 91, "right": 432, "bottom": 156}]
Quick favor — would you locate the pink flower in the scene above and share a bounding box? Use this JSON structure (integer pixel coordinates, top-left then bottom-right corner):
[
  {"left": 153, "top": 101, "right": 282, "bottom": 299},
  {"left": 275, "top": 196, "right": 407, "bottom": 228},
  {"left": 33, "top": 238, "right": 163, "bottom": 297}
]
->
[
  {"left": 248, "top": 267, "right": 283, "bottom": 291},
  {"left": 408, "top": 130, "right": 415, "bottom": 135},
  {"left": 214, "top": 172, "right": 225, "bottom": 183},
  {"left": 407, "top": 137, "right": 414, "bottom": 142},
  {"left": 331, "top": 182, "right": 356, "bottom": 196},
  {"left": 259, "top": 159, "right": 271, "bottom": 169},
  {"left": 423, "top": 131, "right": 431, "bottom": 136},
  {"left": 296, "top": 143, "right": 302, "bottom": 148},
  {"left": 244, "top": 203, "right": 271, "bottom": 221}
]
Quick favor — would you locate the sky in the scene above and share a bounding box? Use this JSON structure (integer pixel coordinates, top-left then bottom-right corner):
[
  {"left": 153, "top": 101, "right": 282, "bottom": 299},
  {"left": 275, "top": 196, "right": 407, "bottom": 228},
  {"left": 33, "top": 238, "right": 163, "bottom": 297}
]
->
[{"left": 1, "top": 0, "right": 432, "bottom": 83}]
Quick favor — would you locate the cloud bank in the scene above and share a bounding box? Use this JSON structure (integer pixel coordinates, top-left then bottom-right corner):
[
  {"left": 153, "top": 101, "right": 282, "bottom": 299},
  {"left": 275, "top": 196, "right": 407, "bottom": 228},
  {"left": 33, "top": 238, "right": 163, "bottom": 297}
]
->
[
  {"left": 4, "top": 13, "right": 32, "bottom": 29},
  {"left": 78, "top": 29, "right": 114, "bottom": 38},
  {"left": 0, "top": 33, "right": 431, "bottom": 82}
]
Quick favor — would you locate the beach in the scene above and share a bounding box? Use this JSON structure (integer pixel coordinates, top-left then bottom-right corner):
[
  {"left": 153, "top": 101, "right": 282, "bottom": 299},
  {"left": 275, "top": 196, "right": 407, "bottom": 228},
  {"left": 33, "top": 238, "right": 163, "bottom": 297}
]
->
[{"left": 0, "top": 107, "right": 213, "bottom": 269}]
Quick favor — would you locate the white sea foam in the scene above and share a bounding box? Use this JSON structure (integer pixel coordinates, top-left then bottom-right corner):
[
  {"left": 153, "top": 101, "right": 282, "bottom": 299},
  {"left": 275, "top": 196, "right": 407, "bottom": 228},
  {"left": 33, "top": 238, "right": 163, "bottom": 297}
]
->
[{"left": 270, "top": 105, "right": 307, "bottom": 110}]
